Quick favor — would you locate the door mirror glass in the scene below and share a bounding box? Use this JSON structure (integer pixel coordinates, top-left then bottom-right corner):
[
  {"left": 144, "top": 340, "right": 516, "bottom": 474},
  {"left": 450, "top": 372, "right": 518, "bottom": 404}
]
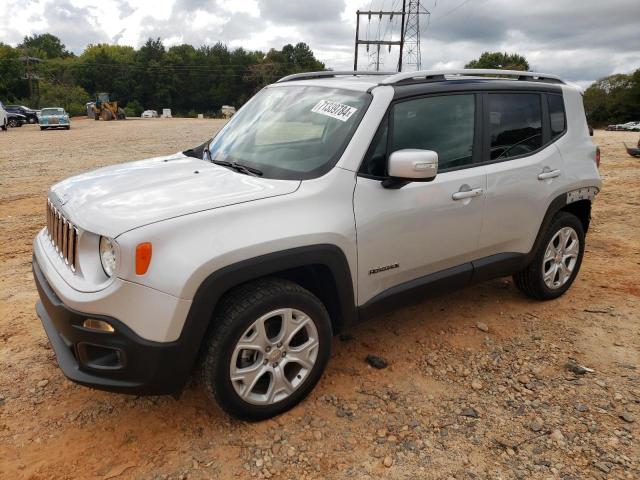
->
[{"left": 388, "top": 149, "right": 438, "bottom": 181}]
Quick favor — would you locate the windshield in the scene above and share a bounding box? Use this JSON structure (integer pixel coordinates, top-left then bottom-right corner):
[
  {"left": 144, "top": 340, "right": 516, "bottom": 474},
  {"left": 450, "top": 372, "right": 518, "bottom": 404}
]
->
[
  {"left": 42, "top": 108, "right": 64, "bottom": 115},
  {"left": 208, "top": 86, "right": 370, "bottom": 180}
]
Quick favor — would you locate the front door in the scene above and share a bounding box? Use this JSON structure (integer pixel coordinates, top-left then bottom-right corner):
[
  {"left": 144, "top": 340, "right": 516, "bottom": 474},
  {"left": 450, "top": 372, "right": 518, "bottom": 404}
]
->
[{"left": 354, "top": 93, "right": 486, "bottom": 305}]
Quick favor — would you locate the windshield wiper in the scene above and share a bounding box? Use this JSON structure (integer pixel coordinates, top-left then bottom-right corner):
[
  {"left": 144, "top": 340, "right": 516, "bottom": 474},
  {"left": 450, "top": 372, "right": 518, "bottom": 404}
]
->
[{"left": 211, "top": 159, "right": 263, "bottom": 177}]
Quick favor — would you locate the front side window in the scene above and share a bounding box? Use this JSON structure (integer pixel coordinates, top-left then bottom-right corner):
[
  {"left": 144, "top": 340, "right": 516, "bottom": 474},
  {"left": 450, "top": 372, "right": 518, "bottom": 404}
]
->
[
  {"left": 208, "top": 86, "right": 369, "bottom": 180},
  {"left": 488, "top": 93, "right": 542, "bottom": 160},
  {"left": 360, "top": 94, "right": 476, "bottom": 176}
]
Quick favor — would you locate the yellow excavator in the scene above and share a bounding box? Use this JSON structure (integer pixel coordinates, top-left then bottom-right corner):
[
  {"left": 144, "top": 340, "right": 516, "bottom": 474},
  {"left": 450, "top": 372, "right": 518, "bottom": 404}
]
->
[{"left": 92, "top": 93, "right": 126, "bottom": 121}]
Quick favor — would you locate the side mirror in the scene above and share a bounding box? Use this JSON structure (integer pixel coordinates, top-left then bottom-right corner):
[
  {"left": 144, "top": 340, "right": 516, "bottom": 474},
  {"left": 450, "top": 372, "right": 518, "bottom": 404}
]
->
[{"left": 383, "top": 149, "right": 438, "bottom": 189}]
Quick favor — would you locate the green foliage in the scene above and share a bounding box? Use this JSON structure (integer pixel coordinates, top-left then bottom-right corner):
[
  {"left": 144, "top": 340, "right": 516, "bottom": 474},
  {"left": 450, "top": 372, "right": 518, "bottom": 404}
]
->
[
  {"left": 39, "top": 81, "right": 89, "bottom": 116},
  {"left": 19, "top": 33, "right": 72, "bottom": 59},
  {"left": 0, "top": 34, "right": 324, "bottom": 115},
  {"left": 124, "top": 99, "right": 143, "bottom": 117},
  {"left": 0, "top": 34, "right": 326, "bottom": 116},
  {"left": 465, "top": 51, "right": 530, "bottom": 71},
  {"left": 583, "top": 70, "right": 640, "bottom": 126},
  {"left": 0, "top": 42, "right": 27, "bottom": 100}
]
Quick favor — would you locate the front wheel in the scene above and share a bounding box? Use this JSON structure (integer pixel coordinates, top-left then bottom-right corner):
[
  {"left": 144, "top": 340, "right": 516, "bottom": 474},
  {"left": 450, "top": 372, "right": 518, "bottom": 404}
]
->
[
  {"left": 1, "top": 120, "right": 6, "bottom": 131},
  {"left": 7, "top": 118, "right": 18, "bottom": 127},
  {"left": 513, "top": 211, "right": 585, "bottom": 300},
  {"left": 201, "top": 278, "right": 332, "bottom": 420}
]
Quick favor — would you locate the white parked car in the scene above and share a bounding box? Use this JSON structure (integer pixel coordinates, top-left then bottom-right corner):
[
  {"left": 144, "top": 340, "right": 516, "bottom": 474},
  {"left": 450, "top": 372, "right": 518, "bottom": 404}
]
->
[
  {"left": 33, "top": 69, "right": 601, "bottom": 420},
  {"left": 141, "top": 110, "right": 159, "bottom": 118},
  {"left": 0, "top": 101, "right": 7, "bottom": 131}
]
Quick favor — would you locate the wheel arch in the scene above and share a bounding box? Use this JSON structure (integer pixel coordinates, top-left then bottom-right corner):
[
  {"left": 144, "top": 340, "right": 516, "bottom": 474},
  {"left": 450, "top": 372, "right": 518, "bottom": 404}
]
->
[
  {"left": 176, "top": 244, "right": 356, "bottom": 378},
  {"left": 526, "top": 192, "right": 593, "bottom": 264}
]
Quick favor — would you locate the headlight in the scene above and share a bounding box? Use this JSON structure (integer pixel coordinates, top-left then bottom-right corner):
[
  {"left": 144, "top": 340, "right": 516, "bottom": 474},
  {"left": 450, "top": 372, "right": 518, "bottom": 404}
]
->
[{"left": 99, "top": 236, "right": 118, "bottom": 277}]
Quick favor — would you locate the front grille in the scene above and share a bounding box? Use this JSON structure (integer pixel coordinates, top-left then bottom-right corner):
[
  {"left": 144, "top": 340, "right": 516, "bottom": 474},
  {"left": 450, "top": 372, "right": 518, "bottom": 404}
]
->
[{"left": 46, "top": 200, "right": 79, "bottom": 272}]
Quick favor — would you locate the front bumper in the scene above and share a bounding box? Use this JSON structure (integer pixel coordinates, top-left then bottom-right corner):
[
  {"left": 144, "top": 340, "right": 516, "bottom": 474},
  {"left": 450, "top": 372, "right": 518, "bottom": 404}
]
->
[{"left": 33, "top": 257, "right": 191, "bottom": 395}]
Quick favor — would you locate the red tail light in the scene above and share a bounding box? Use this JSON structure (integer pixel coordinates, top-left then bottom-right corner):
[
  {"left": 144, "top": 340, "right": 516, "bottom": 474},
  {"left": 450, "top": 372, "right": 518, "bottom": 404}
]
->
[{"left": 595, "top": 147, "right": 600, "bottom": 168}]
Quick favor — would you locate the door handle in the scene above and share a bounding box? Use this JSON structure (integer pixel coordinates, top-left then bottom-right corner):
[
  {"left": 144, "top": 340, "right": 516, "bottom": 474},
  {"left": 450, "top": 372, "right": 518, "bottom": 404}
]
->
[
  {"left": 452, "top": 188, "right": 484, "bottom": 201},
  {"left": 537, "top": 169, "right": 561, "bottom": 180}
]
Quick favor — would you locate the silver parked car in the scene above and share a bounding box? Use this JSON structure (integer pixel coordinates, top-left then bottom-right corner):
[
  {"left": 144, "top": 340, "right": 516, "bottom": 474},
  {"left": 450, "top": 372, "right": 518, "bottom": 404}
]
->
[{"left": 33, "top": 69, "right": 601, "bottom": 420}]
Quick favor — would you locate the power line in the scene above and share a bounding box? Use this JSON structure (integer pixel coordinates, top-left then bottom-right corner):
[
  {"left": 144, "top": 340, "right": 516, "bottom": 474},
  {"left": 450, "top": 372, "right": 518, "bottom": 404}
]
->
[
  {"left": 432, "top": 0, "right": 473, "bottom": 20},
  {"left": 353, "top": 1, "right": 430, "bottom": 72}
]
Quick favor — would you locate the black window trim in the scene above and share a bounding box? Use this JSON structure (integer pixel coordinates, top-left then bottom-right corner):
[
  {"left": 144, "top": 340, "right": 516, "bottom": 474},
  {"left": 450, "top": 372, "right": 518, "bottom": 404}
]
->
[
  {"left": 357, "top": 91, "right": 483, "bottom": 180},
  {"left": 357, "top": 88, "right": 568, "bottom": 181}
]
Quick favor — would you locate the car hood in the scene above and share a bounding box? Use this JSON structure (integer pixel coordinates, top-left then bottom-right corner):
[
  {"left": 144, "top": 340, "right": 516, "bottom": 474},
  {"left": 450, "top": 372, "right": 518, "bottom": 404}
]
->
[{"left": 50, "top": 153, "right": 301, "bottom": 237}]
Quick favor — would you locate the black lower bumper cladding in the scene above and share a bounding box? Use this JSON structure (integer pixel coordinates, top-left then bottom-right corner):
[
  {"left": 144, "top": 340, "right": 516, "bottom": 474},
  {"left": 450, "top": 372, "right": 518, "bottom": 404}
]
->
[{"left": 32, "top": 257, "right": 191, "bottom": 395}]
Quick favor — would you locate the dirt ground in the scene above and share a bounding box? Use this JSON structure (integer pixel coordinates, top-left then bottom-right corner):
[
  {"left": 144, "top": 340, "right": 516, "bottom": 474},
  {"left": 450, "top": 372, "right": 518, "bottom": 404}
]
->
[{"left": 0, "top": 119, "right": 638, "bottom": 480}]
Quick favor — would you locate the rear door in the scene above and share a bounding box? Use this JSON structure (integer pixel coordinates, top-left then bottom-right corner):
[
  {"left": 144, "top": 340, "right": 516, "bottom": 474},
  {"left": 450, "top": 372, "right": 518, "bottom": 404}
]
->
[
  {"left": 354, "top": 93, "right": 486, "bottom": 305},
  {"left": 476, "top": 91, "right": 566, "bottom": 257}
]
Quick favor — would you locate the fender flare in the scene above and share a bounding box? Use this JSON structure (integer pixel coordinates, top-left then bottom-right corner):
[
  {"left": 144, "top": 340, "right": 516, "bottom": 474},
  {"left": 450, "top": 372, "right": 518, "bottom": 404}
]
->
[
  {"left": 525, "top": 189, "right": 594, "bottom": 265},
  {"left": 173, "top": 244, "right": 356, "bottom": 382}
]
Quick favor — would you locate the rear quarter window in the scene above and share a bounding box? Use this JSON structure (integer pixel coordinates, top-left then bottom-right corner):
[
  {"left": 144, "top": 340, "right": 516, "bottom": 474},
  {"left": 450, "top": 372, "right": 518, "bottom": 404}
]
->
[{"left": 547, "top": 94, "right": 566, "bottom": 139}]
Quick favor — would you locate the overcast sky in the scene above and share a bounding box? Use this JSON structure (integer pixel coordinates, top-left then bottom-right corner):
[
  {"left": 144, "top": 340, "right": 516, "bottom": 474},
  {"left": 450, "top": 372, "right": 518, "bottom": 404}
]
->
[{"left": 1, "top": 0, "right": 639, "bottom": 86}]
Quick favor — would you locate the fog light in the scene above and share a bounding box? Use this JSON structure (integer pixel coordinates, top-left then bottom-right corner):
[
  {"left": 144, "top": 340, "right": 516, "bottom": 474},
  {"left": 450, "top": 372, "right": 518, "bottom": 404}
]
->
[{"left": 83, "top": 318, "right": 115, "bottom": 333}]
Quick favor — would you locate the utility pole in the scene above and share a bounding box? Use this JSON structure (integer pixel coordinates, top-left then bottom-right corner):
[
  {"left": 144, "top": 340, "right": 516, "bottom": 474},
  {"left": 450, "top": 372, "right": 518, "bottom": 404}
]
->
[
  {"left": 354, "top": 1, "right": 429, "bottom": 72},
  {"left": 20, "top": 56, "right": 42, "bottom": 105},
  {"left": 397, "top": 0, "right": 407, "bottom": 72},
  {"left": 354, "top": 10, "right": 402, "bottom": 71}
]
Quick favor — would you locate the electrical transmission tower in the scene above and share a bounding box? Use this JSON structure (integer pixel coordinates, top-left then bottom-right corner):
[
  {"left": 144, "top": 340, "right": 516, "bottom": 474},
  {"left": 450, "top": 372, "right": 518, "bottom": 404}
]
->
[
  {"left": 353, "top": 1, "right": 430, "bottom": 72},
  {"left": 401, "top": 1, "right": 428, "bottom": 70}
]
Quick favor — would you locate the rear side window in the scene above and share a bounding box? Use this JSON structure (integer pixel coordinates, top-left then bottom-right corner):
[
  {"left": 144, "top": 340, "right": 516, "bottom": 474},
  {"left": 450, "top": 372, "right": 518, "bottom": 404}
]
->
[
  {"left": 391, "top": 94, "right": 476, "bottom": 171},
  {"left": 488, "top": 93, "right": 542, "bottom": 160},
  {"left": 547, "top": 94, "right": 566, "bottom": 139}
]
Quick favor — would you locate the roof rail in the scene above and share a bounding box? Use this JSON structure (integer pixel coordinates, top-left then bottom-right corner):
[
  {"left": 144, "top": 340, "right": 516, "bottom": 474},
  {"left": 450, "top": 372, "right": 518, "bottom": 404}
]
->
[
  {"left": 277, "top": 70, "right": 395, "bottom": 83},
  {"left": 381, "top": 69, "right": 566, "bottom": 85}
]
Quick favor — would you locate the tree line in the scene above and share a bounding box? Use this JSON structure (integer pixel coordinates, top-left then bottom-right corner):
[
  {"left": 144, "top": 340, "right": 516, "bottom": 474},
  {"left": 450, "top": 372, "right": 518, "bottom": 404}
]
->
[
  {"left": 0, "top": 34, "right": 325, "bottom": 117},
  {"left": 1, "top": 39, "right": 638, "bottom": 126}
]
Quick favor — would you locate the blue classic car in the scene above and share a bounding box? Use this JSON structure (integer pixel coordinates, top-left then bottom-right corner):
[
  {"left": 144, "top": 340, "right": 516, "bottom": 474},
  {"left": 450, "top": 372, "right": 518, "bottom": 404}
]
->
[{"left": 40, "top": 107, "right": 70, "bottom": 130}]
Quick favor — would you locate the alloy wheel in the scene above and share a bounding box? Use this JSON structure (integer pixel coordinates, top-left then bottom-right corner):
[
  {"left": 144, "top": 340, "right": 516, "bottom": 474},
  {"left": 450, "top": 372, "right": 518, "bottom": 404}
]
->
[
  {"left": 542, "top": 226, "right": 579, "bottom": 289},
  {"left": 230, "top": 308, "right": 319, "bottom": 405}
]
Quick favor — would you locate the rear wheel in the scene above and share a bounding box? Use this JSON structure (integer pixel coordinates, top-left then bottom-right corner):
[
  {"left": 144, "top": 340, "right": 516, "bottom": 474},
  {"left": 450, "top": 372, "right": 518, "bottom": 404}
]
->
[
  {"left": 101, "top": 109, "right": 113, "bottom": 121},
  {"left": 7, "top": 118, "right": 18, "bottom": 127},
  {"left": 40, "top": 126, "right": 46, "bottom": 131},
  {"left": 201, "top": 278, "right": 332, "bottom": 420},
  {"left": 513, "top": 211, "right": 585, "bottom": 300}
]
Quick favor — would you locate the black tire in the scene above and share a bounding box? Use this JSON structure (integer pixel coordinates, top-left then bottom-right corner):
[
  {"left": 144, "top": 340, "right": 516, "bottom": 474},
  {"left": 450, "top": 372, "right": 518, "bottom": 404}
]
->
[
  {"left": 65, "top": 126, "right": 70, "bottom": 130},
  {"left": 101, "top": 109, "right": 113, "bottom": 121},
  {"left": 40, "top": 126, "right": 46, "bottom": 131},
  {"left": 201, "top": 278, "right": 332, "bottom": 420},
  {"left": 8, "top": 118, "right": 18, "bottom": 128},
  {"left": 513, "top": 211, "right": 585, "bottom": 300},
  {"left": 1, "top": 120, "right": 6, "bottom": 131}
]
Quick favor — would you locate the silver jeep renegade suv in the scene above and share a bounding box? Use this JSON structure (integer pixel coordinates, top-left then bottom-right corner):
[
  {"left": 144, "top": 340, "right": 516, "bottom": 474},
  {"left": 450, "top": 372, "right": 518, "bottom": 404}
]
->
[{"left": 33, "top": 69, "right": 602, "bottom": 420}]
